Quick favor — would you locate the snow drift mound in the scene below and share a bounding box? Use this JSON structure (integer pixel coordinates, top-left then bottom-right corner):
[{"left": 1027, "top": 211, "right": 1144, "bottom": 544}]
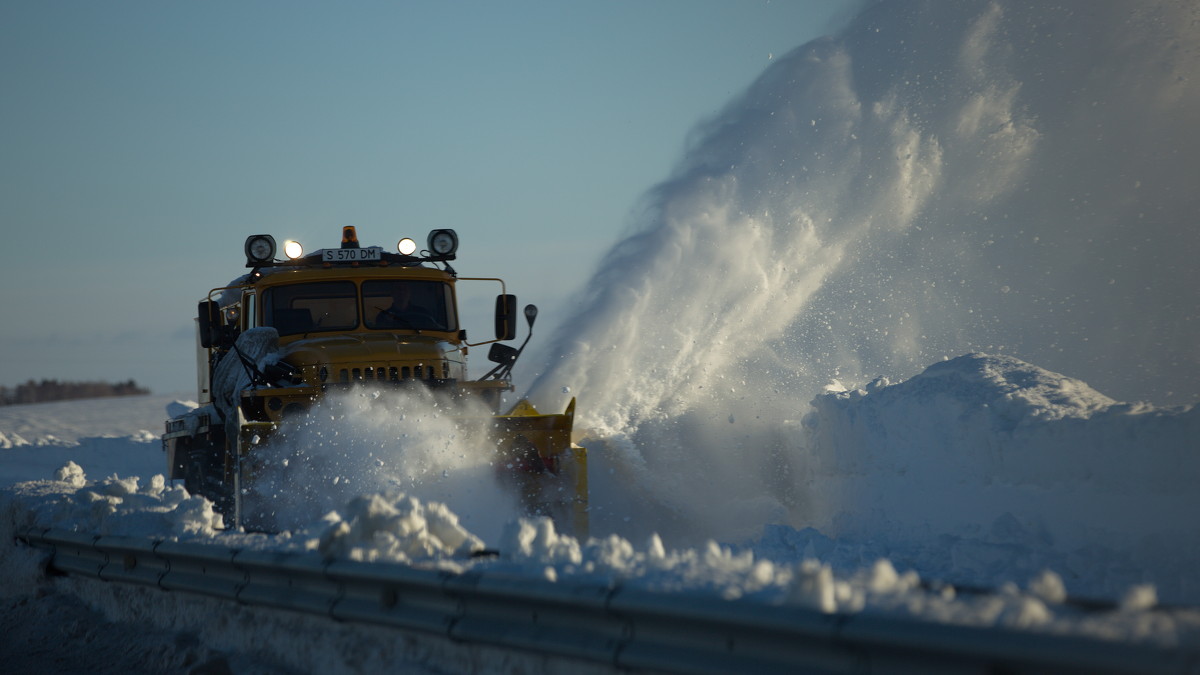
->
[
  {"left": 3, "top": 461, "right": 225, "bottom": 537},
  {"left": 519, "top": 0, "right": 1199, "bottom": 591},
  {"left": 1, "top": 462, "right": 490, "bottom": 569},
  {"left": 3, "top": 378, "right": 1200, "bottom": 647},
  {"left": 313, "top": 491, "right": 485, "bottom": 562},
  {"left": 799, "top": 353, "right": 1200, "bottom": 603}
]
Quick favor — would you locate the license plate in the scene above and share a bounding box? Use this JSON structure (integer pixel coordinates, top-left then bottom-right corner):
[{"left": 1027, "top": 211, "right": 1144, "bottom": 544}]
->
[{"left": 320, "top": 247, "right": 382, "bottom": 262}]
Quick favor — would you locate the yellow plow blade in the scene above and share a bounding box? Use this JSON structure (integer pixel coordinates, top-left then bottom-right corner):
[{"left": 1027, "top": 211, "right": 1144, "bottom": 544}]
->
[{"left": 492, "top": 397, "right": 588, "bottom": 537}]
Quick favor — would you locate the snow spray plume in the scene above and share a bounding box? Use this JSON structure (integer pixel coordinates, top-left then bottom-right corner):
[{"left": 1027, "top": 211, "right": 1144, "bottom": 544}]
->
[
  {"left": 528, "top": 0, "right": 1200, "bottom": 543},
  {"left": 246, "top": 387, "right": 520, "bottom": 543}
]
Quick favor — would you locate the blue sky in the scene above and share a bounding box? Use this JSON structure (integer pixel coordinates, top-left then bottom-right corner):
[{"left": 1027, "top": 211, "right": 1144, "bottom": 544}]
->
[{"left": 0, "top": 1, "right": 853, "bottom": 394}]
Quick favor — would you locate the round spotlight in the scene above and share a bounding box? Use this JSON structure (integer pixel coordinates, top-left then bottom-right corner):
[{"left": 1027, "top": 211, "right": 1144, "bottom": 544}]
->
[
  {"left": 397, "top": 238, "right": 417, "bottom": 255},
  {"left": 244, "top": 234, "right": 277, "bottom": 265},
  {"left": 283, "top": 240, "right": 304, "bottom": 259},
  {"left": 428, "top": 229, "right": 458, "bottom": 256}
]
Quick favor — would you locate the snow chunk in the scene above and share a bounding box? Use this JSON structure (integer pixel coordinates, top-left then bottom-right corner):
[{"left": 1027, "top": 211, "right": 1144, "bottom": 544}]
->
[
  {"left": 313, "top": 492, "right": 484, "bottom": 563},
  {"left": 10, "top": 467, "right": 222, "bottom": 537},
  {"left": 785, "top": 560, "right": 837, "bottom": 612},
  {"left": 0, "top": 431, "right": 29, "bottom": 449},
  {"left": 1028, "top": 571, "right": 1067, "bottom": 604},
  {"left": 867, "top": 559, "right": 914, "bottom": 594},
  {"left": 997, "top": 596, "right": 1053, "bottom": 629},
  {"left": 54, "top": 461, "right": 87, "bottom": 488},
  {"left": 1120, "top": 584, "right": 1158, "bottom": 612},
  {"left": 500, "top": 517, "right": 583, "bottom": 566}
]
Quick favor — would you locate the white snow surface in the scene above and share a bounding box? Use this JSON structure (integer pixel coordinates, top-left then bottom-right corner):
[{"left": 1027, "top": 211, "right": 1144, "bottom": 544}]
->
[
  {"left": 4, "top": 0, "right": 1200, "bottom": 670},
  {"left": 2, "top": 355, "right": 1199, "bottom": 671}
]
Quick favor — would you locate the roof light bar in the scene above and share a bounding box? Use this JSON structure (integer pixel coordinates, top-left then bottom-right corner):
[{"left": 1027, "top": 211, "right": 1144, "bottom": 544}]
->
[{"left": 243, "top": 228, "right": 461, "bottom": 267}]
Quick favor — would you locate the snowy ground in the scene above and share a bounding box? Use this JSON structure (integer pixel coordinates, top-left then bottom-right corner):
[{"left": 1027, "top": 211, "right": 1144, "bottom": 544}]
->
[
  {"left": 4, "top": 0, "right": 1199, "bottom": 671},
  {"left": 2, "top": 354, "right": 1198, "bottom": 672}
]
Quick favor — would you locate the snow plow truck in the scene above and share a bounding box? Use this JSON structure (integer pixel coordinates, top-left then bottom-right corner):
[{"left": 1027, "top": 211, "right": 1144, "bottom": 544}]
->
[{"left": 163, "top": 227, "right": 586, "bottom": 533}]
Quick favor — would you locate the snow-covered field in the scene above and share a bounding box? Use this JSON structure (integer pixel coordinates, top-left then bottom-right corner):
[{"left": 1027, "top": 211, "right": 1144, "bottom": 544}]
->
[
  {"left": 2, "top": 353, "right": 1198, "bottom": 671},
  {"left": 3, "top": 0, "right": 1199, "bottom": 671}
]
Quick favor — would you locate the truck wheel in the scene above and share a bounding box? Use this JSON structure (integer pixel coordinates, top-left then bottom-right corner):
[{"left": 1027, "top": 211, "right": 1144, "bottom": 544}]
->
[
  {"left": 183, "top": 449, "right": 208, "bottom": 497},
  {"left": 184, "top": 447, "right": 234, "bottom": 518}
]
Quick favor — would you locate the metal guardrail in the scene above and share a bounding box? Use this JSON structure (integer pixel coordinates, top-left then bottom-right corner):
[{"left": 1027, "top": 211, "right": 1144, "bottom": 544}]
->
[{"left": 16, "top": 527, "right": 1200, "bottom": 674}]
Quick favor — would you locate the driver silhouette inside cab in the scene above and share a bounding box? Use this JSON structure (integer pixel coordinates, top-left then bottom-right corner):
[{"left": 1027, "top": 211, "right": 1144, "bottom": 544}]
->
[{"left": 373, "top": 282, "right": 441, "bottom": 330}]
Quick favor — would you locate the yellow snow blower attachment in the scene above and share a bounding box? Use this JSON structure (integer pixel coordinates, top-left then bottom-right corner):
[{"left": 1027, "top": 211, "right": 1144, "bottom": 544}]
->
[{"left": 491, "top": 397, "right": 588, "bottom": 536}]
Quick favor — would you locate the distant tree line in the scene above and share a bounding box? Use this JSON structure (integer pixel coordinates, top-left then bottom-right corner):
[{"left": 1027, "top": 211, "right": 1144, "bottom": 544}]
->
[{"left": 0, "top": 379, "right": 149, "bottom": 405}]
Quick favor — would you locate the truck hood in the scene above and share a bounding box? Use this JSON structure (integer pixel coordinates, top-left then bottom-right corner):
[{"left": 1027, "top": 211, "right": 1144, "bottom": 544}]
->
[{"left": 280, "top": 333, "right": 462, "bottom": 368}]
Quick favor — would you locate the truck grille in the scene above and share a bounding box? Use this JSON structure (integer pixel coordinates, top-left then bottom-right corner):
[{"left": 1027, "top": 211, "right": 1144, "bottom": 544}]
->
[{"left": 336, "top": 365, "right": 443, "bottom": 383}]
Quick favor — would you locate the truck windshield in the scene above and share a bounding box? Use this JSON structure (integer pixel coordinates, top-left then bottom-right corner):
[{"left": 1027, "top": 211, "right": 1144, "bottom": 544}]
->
[
  {"left": 263, "top": 281, "right": 359, "bottom": 336},
  {"left": 363, "top": 280, "right": 455, "bottom": 332}
]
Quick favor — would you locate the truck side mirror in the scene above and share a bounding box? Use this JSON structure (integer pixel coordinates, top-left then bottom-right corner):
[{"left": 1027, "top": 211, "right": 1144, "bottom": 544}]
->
[
  {"left": 495, "top": 294, "right": 518, "bottom": 340},
  {"left": 197, "top": 301, "right": 221, "bottom": 348},
  {"left": 487, "top": 342, "right": 518, "bottom": 366}
]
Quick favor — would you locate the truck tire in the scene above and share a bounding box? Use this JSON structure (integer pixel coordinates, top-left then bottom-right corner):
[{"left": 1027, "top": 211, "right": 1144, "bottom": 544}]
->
[{"left": 185, "top": 445, "right": 234, "bottom": 518}]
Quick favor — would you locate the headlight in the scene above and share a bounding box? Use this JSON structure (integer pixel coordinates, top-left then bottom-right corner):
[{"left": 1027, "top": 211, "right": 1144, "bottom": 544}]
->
[
  {"left": 427, "top": 229, "right": 458, "bottom": 257},
  {"left": 244, "top": 234, "right": 276, "bottom": 266},
  {"left": 397, "top": 238, "right": 417, "bottom": 255},
  {"left": 283, "top": 240, "right": 304, "bottom": 259}
]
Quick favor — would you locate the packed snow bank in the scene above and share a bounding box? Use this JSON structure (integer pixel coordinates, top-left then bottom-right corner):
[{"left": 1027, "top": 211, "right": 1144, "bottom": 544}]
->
[
  {"left": 4, "top": 353, "right": 1199, "bottom": 650},
  {"left": 796, "top": 354, "right": 1200, "bottom": 603},
  {"left": 556, "top": 353, "right": 1200, "bottom": 607},
  {"left": 311, "top": 491, "right": 485, "bottom": 563},
  {"left": 4, "top": 355, "right": 1197, "bottom": 613},
  {"left": 492, "top": 518, "right": 1200, "bottom": 645},
  {"left": 4, "top": 461, "right": 224, "bottom": 537},
  {"left": 1, "top": 463, "right": 491, "bottom": 571},
  {"left": 6, "top": 470, "right": 1200, "bottom": 647}
]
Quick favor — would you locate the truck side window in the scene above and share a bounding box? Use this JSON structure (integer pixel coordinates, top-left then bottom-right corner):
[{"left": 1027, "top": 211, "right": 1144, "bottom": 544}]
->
[{"left": 244, "top": 293, "right": 256, "bottom": 329}]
